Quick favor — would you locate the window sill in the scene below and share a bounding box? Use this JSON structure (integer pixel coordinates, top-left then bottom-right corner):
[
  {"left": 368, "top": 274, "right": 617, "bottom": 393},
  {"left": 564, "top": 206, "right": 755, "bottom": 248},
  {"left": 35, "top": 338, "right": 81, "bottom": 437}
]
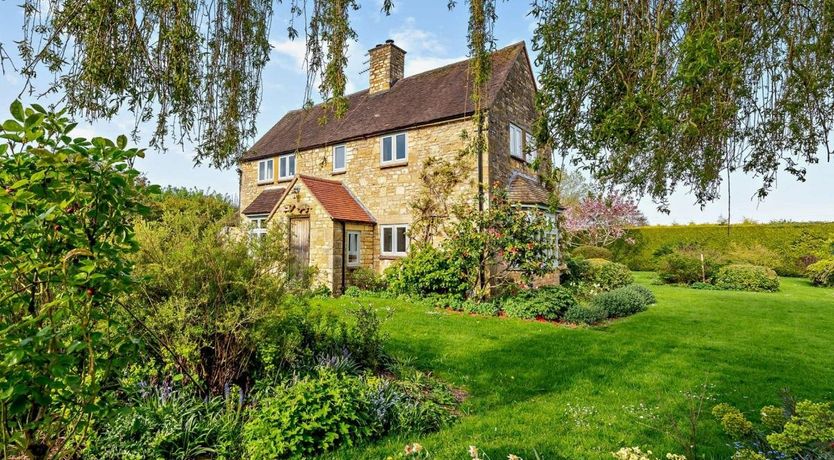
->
[
  {"left": 277, "top": 177, "right": 294, "bottom": 183},
  {"left": 257, "top": 180, "right": 274, "bottom": 185},
  {"left": 380, "top": 161, "right": 408, "bottom": 170},
  {"left": 331, "top": 170, "right": 346, "bottom": 176},
  {"left": 379, "top": 254, "right": 406, "bottom": 260}
]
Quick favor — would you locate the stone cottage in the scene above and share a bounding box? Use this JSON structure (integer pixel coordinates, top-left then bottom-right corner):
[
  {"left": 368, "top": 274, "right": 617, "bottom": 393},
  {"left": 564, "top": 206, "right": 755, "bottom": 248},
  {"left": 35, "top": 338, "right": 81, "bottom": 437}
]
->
[{"left": 237, "top": 40, "right": 558, "bottom": 292}]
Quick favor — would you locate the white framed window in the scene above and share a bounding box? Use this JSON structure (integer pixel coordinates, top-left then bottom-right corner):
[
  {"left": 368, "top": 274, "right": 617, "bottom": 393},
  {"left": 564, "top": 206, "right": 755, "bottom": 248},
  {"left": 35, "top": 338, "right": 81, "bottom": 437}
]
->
[
  {"left": 249, "top": 215, "right": 268, "bottom": 240},
  {"left": 380, "top": 132, "right": 407, "bottom": 165},
  {"left": 525, "top": 132, "right": 538, "bottom": 164},
  {"left": 278, "top": 153, "right": 296, "bottom": 180},
  {"left": 381, "top": 224, "right": 408, "bottom": 256},
  {"left": 347, "top": 231, "right": 360, "bottom": 266},
  {"left": 333, "top": 144, "right": 346, "bottom": 172},
  {"left": 258, "top": 159, "right": 274, "bottom": 183},
  {"left": 509, "top": 123, "right": 523, "bottom": 159}
]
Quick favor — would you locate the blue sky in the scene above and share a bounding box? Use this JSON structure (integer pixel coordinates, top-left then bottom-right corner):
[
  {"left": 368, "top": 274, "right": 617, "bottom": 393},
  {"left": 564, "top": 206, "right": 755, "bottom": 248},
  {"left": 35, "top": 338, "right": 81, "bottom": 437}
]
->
[{"left": 1, "top": 1, "right": 832, "bottom": 224}]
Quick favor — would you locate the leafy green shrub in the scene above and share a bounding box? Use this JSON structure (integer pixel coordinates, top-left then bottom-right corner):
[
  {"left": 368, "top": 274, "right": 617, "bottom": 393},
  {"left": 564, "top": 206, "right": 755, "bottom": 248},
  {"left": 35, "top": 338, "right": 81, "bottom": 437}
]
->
[
  {"left": 463, "top": 300, "right": 500, "bottom": 316},
  {"left": 243, "top": 369, "right": 375, "bottom": 458},
  {"left": 385, "top": 245, "right": 470, "bottom": 298},
  {"left": 591, "top": 286, "right": 649, "bottom": 318},
  {"left": 726, "top": 242, "right": 781, "bottom": 269},
  {"left": 501, "top": 286, "right": 578, "bottom": 320},
  {"left": 620, "top": 284, "right": 657, "bottom": 304},
  {"left": 572, "top": 245, "right": 613, "bottom": 260},
  {"left": 343, "top": 285, "right": 363, "bottom": 297},
  {"left": 713, "top": 397, "right": 834, "bottom": 459},
  {"left": 586, "top": 258, "right": 634, "bottom": 291},
  {"left": 349, "top": 267, "right": 386, "bottom": 291},
  {"left": 806, "top": 259, "right": 834, "bottom": 287},
  {"left": 714, "top": 264, "right": 780, "bottom": 292},
  {"left": 656, "top": 251, "right": 722, "bottom": 285},
  {"left": 564, "top": 303, "right": 608, "bottom": 325},
  {"left": 560, "top": 255, "right": 592, "bottom": 287},
  {"left": 85, "top": 390, "right": 244, "bottom": 459}
]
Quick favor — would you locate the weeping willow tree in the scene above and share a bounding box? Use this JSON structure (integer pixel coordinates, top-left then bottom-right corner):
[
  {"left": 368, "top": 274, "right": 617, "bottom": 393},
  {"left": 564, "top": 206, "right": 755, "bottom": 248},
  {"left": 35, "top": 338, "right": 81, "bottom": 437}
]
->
[
  {"left": 1, "top": 0, "right": 497, "bottom": 169},
  {"left": 532, "top": 0, "right": 834, "bottom": 212}
]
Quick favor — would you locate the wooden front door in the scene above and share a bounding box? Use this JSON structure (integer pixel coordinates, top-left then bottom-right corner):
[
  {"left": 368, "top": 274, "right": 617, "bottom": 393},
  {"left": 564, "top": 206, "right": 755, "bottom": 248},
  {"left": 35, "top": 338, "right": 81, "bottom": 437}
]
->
[{"left": 289, "top": 218, "right": 310, "bottom": 273}]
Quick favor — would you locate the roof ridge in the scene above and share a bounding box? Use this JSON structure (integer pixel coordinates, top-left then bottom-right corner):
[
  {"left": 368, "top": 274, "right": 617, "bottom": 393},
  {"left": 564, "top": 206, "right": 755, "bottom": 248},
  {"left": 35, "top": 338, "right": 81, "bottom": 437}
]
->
[{"left": 298, "top": 174, "right": 344, "bottom": 185}]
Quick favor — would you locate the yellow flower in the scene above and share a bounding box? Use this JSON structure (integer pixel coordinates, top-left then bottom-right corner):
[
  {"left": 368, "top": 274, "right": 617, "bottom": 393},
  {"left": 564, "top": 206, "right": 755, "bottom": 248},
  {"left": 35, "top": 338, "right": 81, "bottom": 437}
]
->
[{"left": 469, "top": 445, "right": 480, "bottom": 459}]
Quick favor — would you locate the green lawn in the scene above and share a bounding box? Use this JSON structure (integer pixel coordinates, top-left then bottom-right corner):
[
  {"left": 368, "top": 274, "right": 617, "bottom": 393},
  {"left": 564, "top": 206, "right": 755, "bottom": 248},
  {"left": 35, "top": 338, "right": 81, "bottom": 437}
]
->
[{"left": 312, "top": 273, "right": 834, "bottom": 459}]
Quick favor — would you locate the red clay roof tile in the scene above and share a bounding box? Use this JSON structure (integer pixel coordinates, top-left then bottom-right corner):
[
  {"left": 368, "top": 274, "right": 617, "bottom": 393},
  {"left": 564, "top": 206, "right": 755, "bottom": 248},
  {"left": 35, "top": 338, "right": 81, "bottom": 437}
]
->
[
  {"left": 299, "top": 175, "right": 375, "bottom": 224},
  {"left": 242, "top": 188, "right": 286, "bottom": 215}
]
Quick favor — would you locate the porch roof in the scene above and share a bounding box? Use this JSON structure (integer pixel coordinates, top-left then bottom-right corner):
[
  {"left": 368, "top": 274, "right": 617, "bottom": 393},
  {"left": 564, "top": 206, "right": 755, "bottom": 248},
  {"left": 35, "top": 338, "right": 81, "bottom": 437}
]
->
[
  {"left": 298, "top": 175, "right": 376, "bottom": 224},
  {"left": 508, "top": 174, "right": 550, "bottom": 205},
  {"left": 242, "top": 187, "right": 287, "bottom": 215}
]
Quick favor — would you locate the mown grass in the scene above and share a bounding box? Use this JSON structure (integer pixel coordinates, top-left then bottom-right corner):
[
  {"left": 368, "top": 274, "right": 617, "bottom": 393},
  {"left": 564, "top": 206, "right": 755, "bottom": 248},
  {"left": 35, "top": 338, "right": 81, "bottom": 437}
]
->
[{"left": 312, "top": 273, "right": 834, "bottom": 459}]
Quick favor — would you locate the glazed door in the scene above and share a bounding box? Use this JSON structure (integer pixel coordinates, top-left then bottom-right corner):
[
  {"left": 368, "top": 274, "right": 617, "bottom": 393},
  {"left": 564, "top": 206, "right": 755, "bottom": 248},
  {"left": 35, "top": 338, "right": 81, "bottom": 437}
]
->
[{"left": 289, "top": 218, "right": 310, "bottom": 273}]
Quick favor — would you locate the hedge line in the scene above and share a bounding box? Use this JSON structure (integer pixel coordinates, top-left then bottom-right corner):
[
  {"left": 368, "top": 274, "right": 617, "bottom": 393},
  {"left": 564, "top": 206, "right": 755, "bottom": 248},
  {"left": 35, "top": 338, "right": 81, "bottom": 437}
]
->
[{"left": 610, "top": 222, "right": 834, "bottom": 276}]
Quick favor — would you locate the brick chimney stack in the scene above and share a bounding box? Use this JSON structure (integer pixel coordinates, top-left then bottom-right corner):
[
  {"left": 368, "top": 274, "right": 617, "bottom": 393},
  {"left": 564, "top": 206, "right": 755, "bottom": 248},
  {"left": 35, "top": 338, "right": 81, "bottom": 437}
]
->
[{"left": 368, "top": 39, "right": 405, "bottom": 94}]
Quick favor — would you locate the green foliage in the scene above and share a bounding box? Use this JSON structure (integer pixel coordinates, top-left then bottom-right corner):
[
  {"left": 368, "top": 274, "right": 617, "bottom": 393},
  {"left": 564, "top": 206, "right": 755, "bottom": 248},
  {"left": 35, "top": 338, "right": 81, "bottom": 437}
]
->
[
  {"left": 533, "top": 1, "right": 834, "bottom": 208},
  {"left": 131, "top": 188, "right": 298, "bottom": 395},
  {"left": 726, "top": 242, "right": 781, "bottom": 270},
  {"left": 343, "top": 285, "right": 363, "bottom": 297},
  {"left": 714, "top": 264, "right": 780, "bottom": 292},
  {"left": 611, "top": 223, "right": 834, "bottom": 276},
  {"left": 714, "top": 398, "right": 834, "bottom": 459},
  {"left": 656, "top": 251, "right": 722, "bottom": 285},
  {"left": 348, "top": 267, "right": 387, "bottom": 292},
  {"left": 572, "top": 245, "right": 613, "bottom": 260},
  {"left": 563, "top": 303, "right": 608, "bottom": 325},
  {"left": 84, "top": 390, "right": 244, "bottom": 460},
  {"left": 585, "top": 258, "right": 634, "bottom": 292},
  {"left": 385, "top": 245, "right": 471, "bottom": 298},
  {"left": 500, "top": 286, "right": 578, "bottom": 321},
  {"left": 560, "top": 255, "right": 592, "bottom": 287},
  {"left": 243, "top": 369, "right": 375, "bottom": 458},
  {"left": 0, "top": 102, "right": 154, "bottom": 458},
  {"left": 619, "top": 284, "right": 657, "bottom": 305},
  {"left": 591, "top": 285, "right": 649, "bottom": 319},
  {"left": 462, "top": 300, "right": 500, "bottom": 316},
  {"left": 806, "top": 259, "right": 834, "bottom": 287}
]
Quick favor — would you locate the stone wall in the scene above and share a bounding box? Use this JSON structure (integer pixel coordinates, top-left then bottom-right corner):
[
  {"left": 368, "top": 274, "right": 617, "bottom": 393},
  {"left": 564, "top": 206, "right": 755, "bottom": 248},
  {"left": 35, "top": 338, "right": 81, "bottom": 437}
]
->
[{"left": 368, "top": 41, "right": 405, "bottom": 94}]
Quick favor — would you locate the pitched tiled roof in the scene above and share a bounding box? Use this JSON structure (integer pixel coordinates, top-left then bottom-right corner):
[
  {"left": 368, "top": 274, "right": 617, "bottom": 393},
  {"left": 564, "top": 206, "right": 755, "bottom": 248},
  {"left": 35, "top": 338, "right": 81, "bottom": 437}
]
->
[
  {"left": 508, "top": 174, "right": 550, "bottom": 205},
  {"left": 242, "top": 188, "right": 286, "bottom": 215},
  {"left": 242, "top": 42, "right": 528, "bottom": 162},
  {"left": 299, "top": 175, "right": 375, "bottom": 223}
]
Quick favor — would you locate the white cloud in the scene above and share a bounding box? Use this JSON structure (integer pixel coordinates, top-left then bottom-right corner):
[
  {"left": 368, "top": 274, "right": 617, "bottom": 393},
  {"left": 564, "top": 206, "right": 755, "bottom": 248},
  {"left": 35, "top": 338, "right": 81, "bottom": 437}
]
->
[
  {"left": 389, "top": 17, "right": 447, "bottom": 56},
  {"left": 269, "top": 38, "right": 308, "bottom": 72}
]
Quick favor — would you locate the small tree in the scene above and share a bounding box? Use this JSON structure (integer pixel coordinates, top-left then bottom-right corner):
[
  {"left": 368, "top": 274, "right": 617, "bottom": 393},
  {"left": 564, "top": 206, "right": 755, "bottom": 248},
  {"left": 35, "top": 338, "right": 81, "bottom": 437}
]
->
[
  {"left": 563, "top": 193, "right": 646, "bottom": 248},
  {"left": 445, "top": 188, "right": 558, "bottom": 297},
  {"left": 0, "top": 101, "right": 154, "bottom": 459}
]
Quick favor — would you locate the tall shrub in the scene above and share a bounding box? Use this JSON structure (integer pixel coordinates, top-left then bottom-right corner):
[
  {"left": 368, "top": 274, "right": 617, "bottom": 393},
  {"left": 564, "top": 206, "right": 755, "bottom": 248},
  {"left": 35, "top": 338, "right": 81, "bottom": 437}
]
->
[{"left": 0, "top": 102, "right": 154, "bottom": 458}]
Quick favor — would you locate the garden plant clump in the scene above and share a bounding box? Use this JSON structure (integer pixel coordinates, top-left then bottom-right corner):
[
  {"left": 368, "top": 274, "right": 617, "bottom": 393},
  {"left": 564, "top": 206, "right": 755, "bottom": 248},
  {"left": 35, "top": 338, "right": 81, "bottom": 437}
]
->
[
  {"left": 714, "top": 264, "right": 780, "bottom": 292},
  {"left": 806, "top": 258, "right": 834, "bottom": 287}
]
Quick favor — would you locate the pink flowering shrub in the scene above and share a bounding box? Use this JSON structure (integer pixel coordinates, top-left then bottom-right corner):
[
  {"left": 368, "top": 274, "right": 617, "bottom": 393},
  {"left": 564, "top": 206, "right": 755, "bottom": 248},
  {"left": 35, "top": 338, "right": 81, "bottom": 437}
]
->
[{"left": 563, "top": 193, "right": 646, "bottom": 247}]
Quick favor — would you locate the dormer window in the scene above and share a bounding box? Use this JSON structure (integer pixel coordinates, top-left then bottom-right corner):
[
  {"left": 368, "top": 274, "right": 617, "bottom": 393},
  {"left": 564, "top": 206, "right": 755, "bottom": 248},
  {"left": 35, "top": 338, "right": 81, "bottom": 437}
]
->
[
  {"left": 381, "top": 132, "right": 407, "bottom": 165},
  {"left": 278, "top": 153, "right": 295, "bottom": 180},
  {"left": 258, "top": 159, "right": 274, "bottom": 183}
]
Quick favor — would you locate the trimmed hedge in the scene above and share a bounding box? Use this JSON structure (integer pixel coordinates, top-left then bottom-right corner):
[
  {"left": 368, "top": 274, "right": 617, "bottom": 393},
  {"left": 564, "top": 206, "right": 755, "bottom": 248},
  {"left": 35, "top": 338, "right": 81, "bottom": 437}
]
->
[
  {"left": 572, "top": 245, "right": 613, "bottom": 260},
  {"left": 592, "top": 285, "right": 649, "bottom": 318},
  {"left": 611, "top": 222, "right": 834, "bottom": 276},
  {"left": 806, "top": 259, "right": 834, "bottom": 287},
  {"left": 714, "top": 264, "right": 780, "bottom": 292},
  {"left": 586, "top": 258, "right": 634, "bottom": 291}
]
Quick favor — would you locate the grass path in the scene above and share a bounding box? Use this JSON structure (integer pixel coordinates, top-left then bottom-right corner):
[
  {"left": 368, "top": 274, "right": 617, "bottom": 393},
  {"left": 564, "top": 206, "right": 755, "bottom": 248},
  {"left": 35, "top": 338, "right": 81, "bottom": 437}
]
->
[{"left": 312, "top": 273, "right": 834, "bottom": 459}]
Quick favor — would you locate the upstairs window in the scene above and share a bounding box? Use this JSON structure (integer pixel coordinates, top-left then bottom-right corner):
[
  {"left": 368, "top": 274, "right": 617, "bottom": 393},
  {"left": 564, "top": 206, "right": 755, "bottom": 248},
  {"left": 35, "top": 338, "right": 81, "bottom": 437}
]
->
[
  {"left": 381, "top": 224, "right": 408, "bottom": 256},
  {"left": 278, "top": 153, "right": 296, "bottom": 180},
  {"left": 509, "top": 123, "right": 523, "bottom": 159},
  {"left": 525, "top": 132, "right": 538, "bottom": 163},
  {"left": 258, "top": 159, "right": 274, "bottom": 183},
  {"left": 347, "top": 231, "right": 360, "bottom": 266},
  {"left": 249, "top": 215, "right": 268, "bottom": 240},
  {"left": 333, "top": 145, "right": 346, "bottom": 172},
  {"left": 381, "top": 132, "right": 407, "bottom": 165}
]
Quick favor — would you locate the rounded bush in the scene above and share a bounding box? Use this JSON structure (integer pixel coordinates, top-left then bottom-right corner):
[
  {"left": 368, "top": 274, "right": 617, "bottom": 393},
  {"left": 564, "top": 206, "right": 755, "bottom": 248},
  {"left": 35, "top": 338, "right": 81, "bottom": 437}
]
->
[
  {"left": 501, "top": 286, "right": 578, "bottom": 320},
  {"left": 591, "top": 286, "right": 649, "bottom": 318},
  {"left": 564, "top": 303, "right": 608, "bottom": 325},
  {"left": 243, "top": 370, "right": 374, "bottom": 458},
  {"left": 572, "top": 245, "right": 613, "bottom": 260},
  {"left": 714, "top": 264, "right": 780, "bottom": 292},
  {"left": 384, "top": 246, "right": 470, "bottom": 297},
  {"left": 586, "top": 258, "right": 634, "bottom": 291},
  {"left": 620, "top": 284, "right": 656, "bottom": 304},
  {"left": 805, "top": 259, "right": 834, "bottom": 287},
  {"left": 656, "top": 252, "right": 721, "bottom": 285}
]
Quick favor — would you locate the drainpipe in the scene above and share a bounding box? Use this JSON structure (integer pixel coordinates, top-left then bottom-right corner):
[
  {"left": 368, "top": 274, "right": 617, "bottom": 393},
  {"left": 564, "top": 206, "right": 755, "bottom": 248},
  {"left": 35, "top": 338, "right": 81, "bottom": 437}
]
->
[{"left": 341, "top": 221, "right": 347, "bottom": 295}]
